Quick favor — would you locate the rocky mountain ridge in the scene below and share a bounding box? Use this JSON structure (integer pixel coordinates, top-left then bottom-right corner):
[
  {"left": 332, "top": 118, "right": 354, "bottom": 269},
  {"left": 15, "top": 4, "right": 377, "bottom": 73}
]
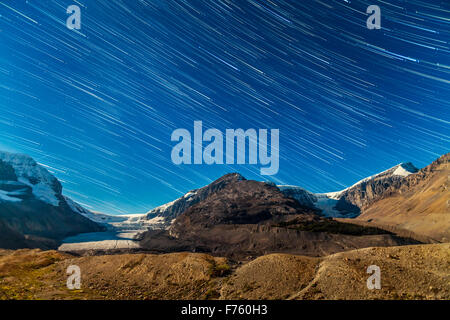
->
[{"left": 140, "top": 174, "right": 419, "bottom": 259}]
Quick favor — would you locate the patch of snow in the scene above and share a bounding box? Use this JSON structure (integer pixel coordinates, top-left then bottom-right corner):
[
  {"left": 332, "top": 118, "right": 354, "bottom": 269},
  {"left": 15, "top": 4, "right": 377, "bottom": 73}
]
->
[
  {"left": 29, "top": 181, "right": 60, "bottom": 206},
  {"left": 145, "top": 216, "right": 165, "bottom": 224},
  {"left": 146, "top": 189, "right": 199, "bottom": 217},
  {"left": 321, "top": 191, "right": 342, "bottom": 200},
  {"left": 64, "top": 196, "right": 138, "bottom": 227},
  {"left": 392, "top": 163, "right": 417, "bottom": 177},
  {"left": 278, "top": 185, "right": 346, "bottom": 217},
  {"left": 64, "top": 195, "right": 89, "bottom": 215},
  {"left": 64, "top": 196, "right": 153, "bottom": 235},
  {"left": 58, "top": 204, "right": 148, "bottom": 252},
  {"left": 277, "top": 185, "right": 317, "bottom": 205},
  {"left": 150, "top": 198, "right": 178, "bottom": 213},
  {"left": 0, "top": 181, "right": 24, "bottom": 186},
  {"left": 322, "top": 163, "right": 418, "bottom": 199},
  {"left": 140, "top": 215, "right": 168, "bottom": 229}
]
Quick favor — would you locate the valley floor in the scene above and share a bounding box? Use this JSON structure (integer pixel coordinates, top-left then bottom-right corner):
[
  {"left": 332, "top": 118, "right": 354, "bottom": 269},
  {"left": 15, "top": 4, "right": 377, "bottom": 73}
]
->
[{"left": 0, "top": 243, "right": 448, "bottom": 300}]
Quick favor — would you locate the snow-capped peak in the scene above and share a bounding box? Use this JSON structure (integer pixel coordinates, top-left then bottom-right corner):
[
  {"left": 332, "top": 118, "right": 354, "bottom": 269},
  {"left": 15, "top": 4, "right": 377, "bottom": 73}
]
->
[
  {"left": 146, "top": 189, "right": 198, "bottom": 215},
  {"left": 323, "top": 162, "right": 418, "bottom": 199},
  {"left": 392, "top": 162, "right": 418, "bottom": 177},
  {"left": 278, "top": 162, "right": 418, "bottom": 218},
  {"left": 0, "top": 151, "right": 61, "bottom": 206}
]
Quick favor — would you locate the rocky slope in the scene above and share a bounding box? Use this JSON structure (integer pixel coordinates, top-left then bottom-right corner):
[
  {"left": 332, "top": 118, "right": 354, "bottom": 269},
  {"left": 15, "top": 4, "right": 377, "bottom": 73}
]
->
[
  {"left": 355, "top": 153, "right": 449, "bottom": 241},
  {"left": 1, "top": 243, "right": 448, "bottom": 300},
  {"left": 140, "top": 174, "right": 419, "bottom": 259},
  {"left": 332, "top": 162, "right": 419, "bottom": 210},
  {"left": 278, "top": 162, "right": 419, "bottom": 218},
  {"left": 0, "top": 151, "right": 102, "bottom": 249},
  {"left": 223, "top": 243, "right": 450, "bottom": 300},
  {"left": 144, "top": 173, "right": 246, "bottom": 226},
  {"left": 0, "top": 220, "right": 29, "bottom": 249}
]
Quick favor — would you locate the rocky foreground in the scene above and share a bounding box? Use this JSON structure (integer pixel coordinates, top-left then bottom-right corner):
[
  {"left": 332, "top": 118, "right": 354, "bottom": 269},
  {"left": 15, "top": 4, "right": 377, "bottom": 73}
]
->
[{"left": 0, "top": 243, "right": 448, "bottom": 300}]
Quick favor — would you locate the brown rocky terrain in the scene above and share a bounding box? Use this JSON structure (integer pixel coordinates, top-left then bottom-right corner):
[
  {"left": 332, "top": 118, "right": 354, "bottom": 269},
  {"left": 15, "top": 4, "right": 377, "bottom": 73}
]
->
[
  {"left": 0, "top": 243, "right": 448, "bottom": 300},
  {"left": 355, "top": 153, "right": 449, "bottom": 242}
]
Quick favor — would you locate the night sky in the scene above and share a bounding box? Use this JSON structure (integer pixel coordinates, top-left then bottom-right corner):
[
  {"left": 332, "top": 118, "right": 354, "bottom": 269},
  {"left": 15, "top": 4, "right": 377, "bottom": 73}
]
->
[{"left": 0, "top": 0, "right": 449, "bottom": 214}]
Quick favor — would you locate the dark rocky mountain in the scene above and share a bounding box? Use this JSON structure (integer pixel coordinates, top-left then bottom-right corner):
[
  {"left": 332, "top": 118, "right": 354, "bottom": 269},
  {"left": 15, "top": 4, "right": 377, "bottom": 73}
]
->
[
  {"left": 0, "top": 151, "right": 103, "bottom": 249},
  {"left": 140, "top": 174, "right": 418, "bottom": 259},
  {"left": 169, "top": 176, "right": 320, "bottom": 238}
]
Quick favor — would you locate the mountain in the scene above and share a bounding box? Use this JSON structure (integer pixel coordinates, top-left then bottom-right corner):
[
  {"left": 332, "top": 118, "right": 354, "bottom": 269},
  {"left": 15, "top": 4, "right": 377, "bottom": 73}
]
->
[
  {"left": 0, "top": 220, "right": 29, "bottom": 249},
  {"left": 278, "top": 155, "right": 449, "bottom": 241},
  {"left": 278, "top": 162, "right": 419, "bottom": 218},
  {"left": 168, "top": 176, "right": 320, "bottom": 238},
  {"left": 0, "top": 151, "right": 102, "bottom": 249},
  {"left": 144, "top": 162, "right": 420, "bottom": 225},
  {"left": 140, "top": 174, "right": 418, "bottom": 259},
  {"left": 139, "top": 155, "right": 449, "bottom": 256},
  {"left": 144, "top": 173, "right": 247, "bottom": 227},
  {"left": 328, "top": 162, "right": 419, "bottom": 211},
  {"left": 353, "top": 153, "right": 449, "bottom": 241}
]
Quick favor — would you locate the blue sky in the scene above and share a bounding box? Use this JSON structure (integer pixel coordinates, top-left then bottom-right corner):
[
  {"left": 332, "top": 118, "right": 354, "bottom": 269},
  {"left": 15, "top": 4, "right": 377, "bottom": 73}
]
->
[{"left": 0, "top": 0, "right": 449, "bottom": 214}]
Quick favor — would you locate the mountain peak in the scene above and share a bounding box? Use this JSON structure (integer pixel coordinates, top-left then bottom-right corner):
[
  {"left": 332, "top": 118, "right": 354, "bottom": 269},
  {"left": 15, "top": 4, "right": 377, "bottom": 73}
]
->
[
  {"left": 0, "top": 151, "right": 62, "bottom": 206},
  {"left": 145, "top": 173, "right": 247, "bottom": 223},
  {"left": 392, "top": 162, "right": 418, "bottom": 177},
  {"left": 214, "top": 172, "right": 246, "bottom": 183},
  {"left": 330, "top": 161, "right": 419, "bottom": 196}
]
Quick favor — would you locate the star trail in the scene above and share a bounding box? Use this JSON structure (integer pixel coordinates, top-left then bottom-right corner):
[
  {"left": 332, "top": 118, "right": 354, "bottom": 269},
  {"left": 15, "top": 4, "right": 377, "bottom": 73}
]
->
[{"left": 0, "top": 0, "right": 449, "bottom": 214}]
